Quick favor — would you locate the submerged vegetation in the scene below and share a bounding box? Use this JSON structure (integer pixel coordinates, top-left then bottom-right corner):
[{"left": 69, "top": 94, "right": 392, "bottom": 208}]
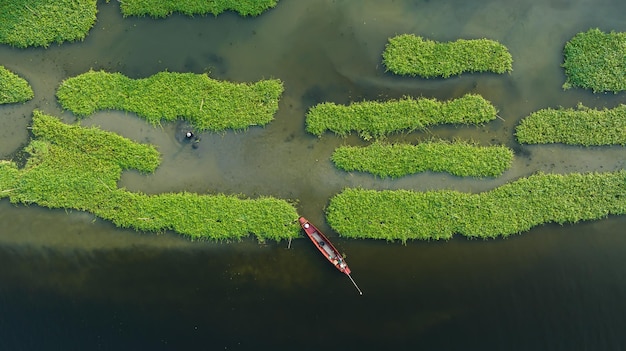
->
[
  {"left": 306, "top": 94, "right": 497, "bottom": 139},
  {"left": 119, "top": 0, "right": 280, "bottom": 17},
  {"left": 0, "top": 0, "right": 97, "bottom": 48},
  {"left": 56, "top": 70, "right": 284, "bottom": 132},
  {"left": 562, "top": 28, "right": 626, "bottom": 93},
  {"left": 0, "top": 111, "right": 300, "bottom": 241},
  {"left": 382, "top": 34, "right": 513, "bottom": 78},
  {"left": 326, "top": 171, "right": 626, "bottom": 242},
  {"left": 0, "top": 66, "right": 34, "bottom": 104},
  {"left": 332, "top": 141, "right": 513, "bottom": 178},
  {"left": 516, "top": 104, "right": 626, "bottom": 146}
]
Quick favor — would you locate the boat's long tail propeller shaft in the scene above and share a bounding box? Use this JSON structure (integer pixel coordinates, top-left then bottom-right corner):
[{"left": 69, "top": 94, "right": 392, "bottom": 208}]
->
[{"left": 347, "top": 274, "right": 363, "bottom": 295}]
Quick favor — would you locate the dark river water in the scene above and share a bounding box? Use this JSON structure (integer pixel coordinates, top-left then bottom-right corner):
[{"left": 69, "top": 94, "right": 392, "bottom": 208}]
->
[{"left": 2, "top": 0, "right": 626, "bottom": 349}]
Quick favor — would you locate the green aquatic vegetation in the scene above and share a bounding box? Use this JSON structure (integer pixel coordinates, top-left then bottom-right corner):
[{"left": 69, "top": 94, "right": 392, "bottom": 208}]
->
[
  {"left": 119, "top": 0, "right": 280, "bottom": 17},
  {"left": 562, "top": 28, "right": 626, "bottom": 93},
  {"left": 382, "top": 34, "right": 513, "bottom": 78},
  {"left": 306, "top": 94, "right": 497, "bottom": 140},
  {"left": 56, "top": 70, "right": 284, "bottom": 132},
  {"left": 0, "top": 111, "right": 300, "bottom": 242},
  {"left": 516, "top": 104, "right": 626, "bottom": 146},
  {"left": 331, "top": 140, "right": 513, "bottom": 178},
  {"left": 326, "top": 171, "right": 626, "bottom": 242},
  {"left": 0, "top": 0, "right": 97, "bottom": 48},
  {"left": 0, "top": 66, "right": 34, "bottom": 104}
]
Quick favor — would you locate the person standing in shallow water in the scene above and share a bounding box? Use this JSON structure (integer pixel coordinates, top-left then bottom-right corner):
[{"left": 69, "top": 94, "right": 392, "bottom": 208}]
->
[{"left": 185, "top": 131, "right": 201, "bottom": 149}]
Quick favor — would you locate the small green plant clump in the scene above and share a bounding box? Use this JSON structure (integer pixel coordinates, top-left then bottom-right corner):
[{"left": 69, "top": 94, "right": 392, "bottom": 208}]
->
[
  {"left": 119, "top": 0, "right": 280, "bottom": 17},
  {"left": 382, "top": 34, "right": 513, "bottom": 78},
  {"left": 306, "top": 94, "right": 497, "bottom": 140},
  {"left": 331, "top": 140, "right": 513, "bottom": 178},
  {"left": 516, "top": 103, "right": 626, "bottom": 146},
  {"left": 0, "top": 111, "right": 300, "bottom": 242},
  {"left": 326, "top": 171, "right": 626, "bottom": 242},
  {"left": 56, "top": 70, "right": 284, "bottom": 132},
  {"left": 562, "top": 28, "right": 626, "bottom": 93},
  {"left": 0, "top": 66, "right": 34, "bottom": 104},
  {"left": 0, "top": 0, "right": 97, "bottom": 48}
]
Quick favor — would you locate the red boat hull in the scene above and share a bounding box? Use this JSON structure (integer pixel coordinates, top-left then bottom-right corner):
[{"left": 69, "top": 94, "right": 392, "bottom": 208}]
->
[{"left": 298, "top": 217, "right": 351, "bottom": 275}]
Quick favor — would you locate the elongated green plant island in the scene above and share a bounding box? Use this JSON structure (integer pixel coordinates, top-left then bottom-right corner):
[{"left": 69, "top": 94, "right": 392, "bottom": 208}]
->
[
  {"left": 119, "top": 0, "right": 279, "bottom": 17},
  {"left": 0, "top": 66, "right": 34, "bottom": 104},
  {"left": 563, "top": 28, "right": 626, "bottom": 93},
  {"left": 0, "top": 111, "right": 300, "bottom": 242},
  {"left": 382, "top": 34, "right": 513, "bottom": 78},
  {"left": 516, "top": 103, "right": 626, "bottom": 146},
  {"left": 0, "top": 0, "right": 97, "bottom": 48},
  {"left": 56, "top": 70, "right": 284, "bottom": 132},
  {"left": 332, "top": 141, "right": 513, "bottom": 178},
  {"left": 326, "top": 171, "right": 626, "bottom": 242},
  {"left": 306, "top": 94, "right": 497, "bottom": 140}
]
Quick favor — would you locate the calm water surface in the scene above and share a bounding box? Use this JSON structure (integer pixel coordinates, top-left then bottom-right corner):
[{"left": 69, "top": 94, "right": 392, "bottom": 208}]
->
[{"left": 2, "top": 0, "right": 626, "bottom": 349}]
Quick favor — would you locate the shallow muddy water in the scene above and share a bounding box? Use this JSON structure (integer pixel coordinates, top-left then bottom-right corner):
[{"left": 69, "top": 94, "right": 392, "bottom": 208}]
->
[{"left": 2, "top": 0, "right": 626, "bottom": 349}]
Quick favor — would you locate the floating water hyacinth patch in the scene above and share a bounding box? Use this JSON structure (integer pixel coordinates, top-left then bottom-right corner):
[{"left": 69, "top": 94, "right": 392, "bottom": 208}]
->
[
  {"left": 516, "top": 103, "right": 626, "bottom": 146},
  {"left": 331, "top": 140, "right": 513, "bottom": 178},
  {"left": 326, "top": 171, "right": 626, "bottom": 242},
  {"left": 382, "top": 34, "right": 513, "bottom": 78},
  {"left": 0, "top": 0, "right": 97, "bottom": 48},
  {"left": 119, "top": 0, "right": 280, "bottom": 18},
  {"left": 306, "top": 94, "right": 497, "bottom": 139},
  {"left": 562, "top": 28, "right": 626, "bottom": 93},
  {"left": 56, "top": 70, "right": 284, "bottom": 132},
  {"left": 0, "top": 66, "right": 34, "bottom": 104}
]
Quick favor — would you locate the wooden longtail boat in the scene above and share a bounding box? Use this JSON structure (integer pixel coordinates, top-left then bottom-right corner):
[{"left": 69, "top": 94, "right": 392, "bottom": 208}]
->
[{"left": 298, "top": 216, "right": 363, "bottom": 295}]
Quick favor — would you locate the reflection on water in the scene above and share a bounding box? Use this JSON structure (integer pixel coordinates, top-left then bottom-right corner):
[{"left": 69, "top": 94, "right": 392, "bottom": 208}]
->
[{"left": 2, "top": 0, "right": 626, "bottom": 349}]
